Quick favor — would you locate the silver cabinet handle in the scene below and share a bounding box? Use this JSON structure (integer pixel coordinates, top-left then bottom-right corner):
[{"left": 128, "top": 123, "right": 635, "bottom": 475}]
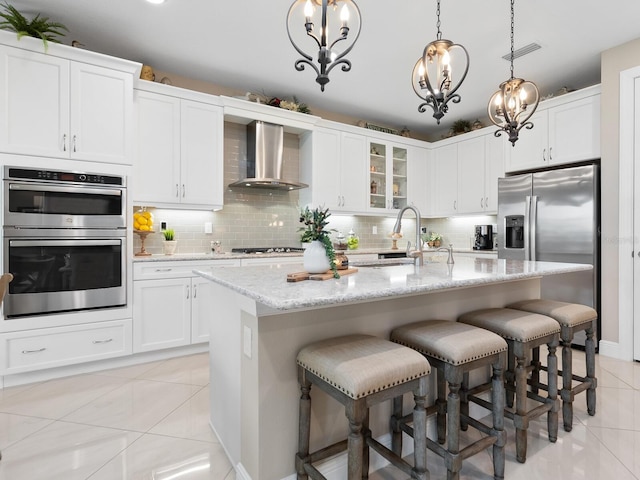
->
[
  {"left": 549, "top": 147, "right": 553, "bottom": 160},
  {"left": 92, "top": 338, "right": 113, "bottom": 344},
  {"left": 182, "top": 184, "right": 186, "bottom": 197},
  {"left": 543, "top": 148, "right": 547, "bottom": 161},
  {"left": 485, "top": 197, "right": 489, "bottom": 209},
  {"left": 454, "top": 200, "right": 457, "bottom": 210},
  {"left": 342, "top": 195, "right": 345, "bottom": 206},
  {"left": 176, "top": 184, "right": 179, "bottom": 197},
  {"left": 62, "top": 134, "right": 67, "bottom": 152},
  {"left": 480, "top": 198, "right": 484, "bottom": 208},
  {"left": 22, "top": 348, "right": 46, "bottom": 354},
  {"left": 72, "top": 135, "right": 77, "bottom": 152},
  {"left": 193, "top": 284, "right": 197, "bottom": 298},
  {"left": 186, "top": 285, "right": 190, "bottom": 299},
  {"left": 154, "top": 268, "right": 173, "bottom": 272}
]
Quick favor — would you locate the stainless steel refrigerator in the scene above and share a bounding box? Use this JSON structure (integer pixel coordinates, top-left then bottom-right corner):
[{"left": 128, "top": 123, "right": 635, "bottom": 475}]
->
[{"left": 497, "top": 164, "right": 600, "bottom": 346}]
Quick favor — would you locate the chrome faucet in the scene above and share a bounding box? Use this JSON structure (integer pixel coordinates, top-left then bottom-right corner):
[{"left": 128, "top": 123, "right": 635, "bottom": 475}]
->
[
  {"left": 393, "top": 205, "right": 423, "bottom": 266},
  {"left": 437, "top": 243, "right": 455, "bottom": 264}
]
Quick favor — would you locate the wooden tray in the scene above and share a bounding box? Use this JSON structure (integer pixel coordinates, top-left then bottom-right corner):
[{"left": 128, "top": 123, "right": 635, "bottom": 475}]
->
[{"left": 287, "top": 268, "right": 358, "bottom": 282}]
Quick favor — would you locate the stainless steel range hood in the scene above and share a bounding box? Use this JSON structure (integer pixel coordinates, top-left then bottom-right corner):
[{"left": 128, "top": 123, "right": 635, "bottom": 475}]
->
[{"left": 229, "top": 121, "right": 308, "bottom": 190}]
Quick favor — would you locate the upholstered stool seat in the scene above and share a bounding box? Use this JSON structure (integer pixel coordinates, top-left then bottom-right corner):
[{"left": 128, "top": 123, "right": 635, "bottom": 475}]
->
[
  {"left": 391, "top": 320, "right": 508, "bottom": 480},
  {"left": 458, "top": 308, "right": 561, "bottom": 463},
  {"left": 507, "top": 299, "right": 597, "bottom": 431},
  {"left": 296, "top": 334, "right": 431, "bottom": 480}
]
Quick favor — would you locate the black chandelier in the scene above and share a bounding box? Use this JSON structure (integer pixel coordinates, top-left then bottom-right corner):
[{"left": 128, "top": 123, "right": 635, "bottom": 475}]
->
[
  {"left": 488, "top": 0, "right": 540, "bottom": 146},
  {"left": 411, "top": 0, "right": 469, "bottom": 124},
  {"left": 286, "top": 0, "right": 361, "bottom": 91}
]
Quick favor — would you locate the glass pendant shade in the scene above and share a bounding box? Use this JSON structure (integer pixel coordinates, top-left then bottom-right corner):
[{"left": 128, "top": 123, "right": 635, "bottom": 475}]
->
[
  {"left": 286, "top": 0, "right": 362, "bottom": 91},
  {"left": 488, "top": 77, "right": 539, "bottom": 145},
  {"left": 412, "top": 39, "right": 469, "bottom": 123}
]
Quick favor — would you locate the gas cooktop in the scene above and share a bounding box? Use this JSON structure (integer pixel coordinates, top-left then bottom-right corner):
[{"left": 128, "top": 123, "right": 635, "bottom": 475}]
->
[{"left": 231, "top": 247, "right": 305, "bottom": 254}]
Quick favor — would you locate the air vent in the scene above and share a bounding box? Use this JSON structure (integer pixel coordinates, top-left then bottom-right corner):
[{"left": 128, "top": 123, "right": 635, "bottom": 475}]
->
[{"left": 502, "top": 42, "right": 541, "bottom": 61}]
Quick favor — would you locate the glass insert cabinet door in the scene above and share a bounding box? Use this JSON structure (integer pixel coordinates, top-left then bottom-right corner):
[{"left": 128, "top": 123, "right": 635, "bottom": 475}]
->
[{"left": 368, "top": 141, "right": 408, "bottom": 211}]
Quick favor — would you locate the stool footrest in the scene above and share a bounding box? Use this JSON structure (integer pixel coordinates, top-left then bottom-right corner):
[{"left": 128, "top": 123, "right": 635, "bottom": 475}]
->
[
  {"left": 306, "top": 439, "right": 348, "bottom": 466},
  {"left": 366, "top": 437, "right": 416, "bottom": 478}
]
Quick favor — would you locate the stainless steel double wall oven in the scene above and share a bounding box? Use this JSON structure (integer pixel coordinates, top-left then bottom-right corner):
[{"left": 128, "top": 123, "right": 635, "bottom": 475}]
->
[{"left": 3, "top": 166, "right": 127, "bottom": 318}]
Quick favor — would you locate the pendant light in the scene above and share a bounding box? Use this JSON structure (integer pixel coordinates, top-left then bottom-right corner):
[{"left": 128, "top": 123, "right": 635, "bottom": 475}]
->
[
  {"left": 488, "top": 0, "right": 540, "bottom": 146},
  {"left": 411, "top": 0, "right": 469, "bottom": 124},
  {"left": 286, "top": 0, "right": 362, "bottom": 91}
]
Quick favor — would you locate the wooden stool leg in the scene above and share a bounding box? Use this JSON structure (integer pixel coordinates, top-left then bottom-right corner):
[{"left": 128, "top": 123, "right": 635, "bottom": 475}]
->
[
  {"left": 437, "top": 368, "right": 447, "bottom": 444},
  {"left": 346, "top": 401, "right": 366, "bottom": 480},
  {"left": 530, "top": 346, "right": 541, "bottom": 395},
  {"left": 296, "top": 375, "right": 312, "bottom": 479},
  {"left": 391, "top": 396, "right": 403, "bottom": 457},
  {"left": 546, "top": 340, "right": 559, "bottom": 443},
  {"left": 506, "top": 351, "right": 515, "bottom": 408},
  {"left": 446, "top": 371, "right": 462, "bottom": 480},
  {"left": 585, "top": 327, "right": 597, "bottom": 416},
  {"left": 492, "top": 358, "right": 506, "bottom": 480},
  {"left": 362, "top": 410, "right": 370, "bottom": 480},
  {"left": 561, "top": 338, "right": 574, "bottom": 431},
  {"left": 514, "top": 354, "right": 528, "bottom": 463},
  {"left": 460, "top": 372, "right": 470, "bottom": 431},
  {"left": 413, "top": 377, "right": 429, "bottom": 480}
]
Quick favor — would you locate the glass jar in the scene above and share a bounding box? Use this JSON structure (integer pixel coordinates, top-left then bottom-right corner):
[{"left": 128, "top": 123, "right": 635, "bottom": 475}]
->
[
  {"left": 133, "top": 207, "right": 154, "bottom": 232},
  {"left": 347, "top": 229, "right": 359, "bottom": 250}
]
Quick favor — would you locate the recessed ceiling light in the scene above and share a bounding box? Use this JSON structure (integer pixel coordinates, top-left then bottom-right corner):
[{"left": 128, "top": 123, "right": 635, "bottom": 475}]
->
[{"left": 146, "top": 0, "right": 166, "bottom": 4}]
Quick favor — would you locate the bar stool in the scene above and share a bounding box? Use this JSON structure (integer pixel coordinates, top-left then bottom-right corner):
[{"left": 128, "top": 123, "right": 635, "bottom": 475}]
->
[
  {"left": 296, "top": 334, "right": 431, "bottom": 480},
  {"left": 391, "top": 320, "right": 508, "bottom": 480},
  {"left": 391, "top": 320, "right": 507, "bottom": 480},
  {"left": 458, "top": 308, "right": 560, "bottom": 463},
  {"left": 507, "top": 299, "right": 597, "bottom": 431}
]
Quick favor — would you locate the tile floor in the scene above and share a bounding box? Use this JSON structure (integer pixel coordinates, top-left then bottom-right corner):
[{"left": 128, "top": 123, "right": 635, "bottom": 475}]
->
[{"left": 0, "top": 350, "right": 638, "bottom": 479}]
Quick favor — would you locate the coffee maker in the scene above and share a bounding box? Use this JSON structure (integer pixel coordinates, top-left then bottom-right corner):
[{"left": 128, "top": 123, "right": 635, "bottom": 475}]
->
[{"left": 474, "top": 224, "right": 494, "bottom": 250}]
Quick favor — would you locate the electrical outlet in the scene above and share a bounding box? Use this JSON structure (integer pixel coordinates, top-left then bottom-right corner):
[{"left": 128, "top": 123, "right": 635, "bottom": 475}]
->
[
  {"left": 160, "top": 221, "right": 167, "bottom": 230},
  {"left": 421, "top": 227, "right": 427, "bottom": 234},
  {"left": 204, "top": 222, "right": 213, "bottom": 234},
  {"left": 372, "top": 226, "right": 377, "bottom": 235}
]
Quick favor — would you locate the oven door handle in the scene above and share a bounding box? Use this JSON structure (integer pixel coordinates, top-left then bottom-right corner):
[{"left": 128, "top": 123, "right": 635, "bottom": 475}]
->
[
  {"left": 9, "top": 183, "right": 123, "bottom": 197},
  {"left": 9, "top": 239, "right": 122, "bottom": 247}
]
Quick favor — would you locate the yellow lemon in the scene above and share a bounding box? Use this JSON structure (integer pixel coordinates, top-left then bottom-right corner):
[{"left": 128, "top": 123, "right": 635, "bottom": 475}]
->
[
  {"left": 139, "top": 224, "right": 150, "bottom": 231},
  {"left": 142, "top": 211, "right": 151, "bottom": 219},
  {"left": 134, "top": 221, "right": 141, "bottom": 230},
  {"left": 137, "top": 217, "right": 148, "bottom": 226}
]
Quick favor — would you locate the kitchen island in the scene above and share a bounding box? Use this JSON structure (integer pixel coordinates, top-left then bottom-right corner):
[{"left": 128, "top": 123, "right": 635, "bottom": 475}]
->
[{"left": 195, "top": 257, "right": 591, "bottom": 480}]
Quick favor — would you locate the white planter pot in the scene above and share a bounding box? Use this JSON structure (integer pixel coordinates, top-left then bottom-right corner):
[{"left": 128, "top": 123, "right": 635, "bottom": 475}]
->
[
  {"left": 163, "top": 240, "right": 177, "bottom": 255},
  {"left": 303, "top": 240, "right": 330, "bottom": 273}
]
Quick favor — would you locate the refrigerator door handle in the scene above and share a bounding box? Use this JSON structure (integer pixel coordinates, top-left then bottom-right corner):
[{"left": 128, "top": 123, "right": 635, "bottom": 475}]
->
[
  {"left": 530, "top": 195, "right": 538, "bottom": 262},
  {"left": 524, "top": 196, "right": 531, "bottom": 261}
]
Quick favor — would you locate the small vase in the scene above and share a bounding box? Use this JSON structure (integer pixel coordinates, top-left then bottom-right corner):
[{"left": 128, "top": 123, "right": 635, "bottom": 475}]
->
[
  {"left": 163, "top": 240, "right": 177, "bottom": 255},
  {"left": 303, "top": 240, "right": 330, "bottom": 273}
]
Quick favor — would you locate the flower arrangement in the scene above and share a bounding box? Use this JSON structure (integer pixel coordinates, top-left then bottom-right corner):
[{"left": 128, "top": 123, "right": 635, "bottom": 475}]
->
[
  {"left": 268, "top": 96, "right": 311, "bottom": 114},
  {"left": 299, "top": 206, "right": 339, "bottom": 278}
]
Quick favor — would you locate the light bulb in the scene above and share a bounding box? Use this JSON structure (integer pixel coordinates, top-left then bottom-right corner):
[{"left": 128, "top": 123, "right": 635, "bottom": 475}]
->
[
  {"left": 340, "top": 4, "right": 350, "bottom": 23},
  {"left": 442, "top": 50, "right": 450, "bottom": 67},
  {"left": 418, "top": 62, "right": 425, "bottom": 77},
  {"left": 304, "top": 0, "right": 314, "bottom": 20},
  {"left": 519, "top": 88, "right": 528, "bottom": 101},
  {"left": 508, "top": 96, "right": 516, "bottom": 110},
  {"left": 494, "top": 94, "right": 502, "bottom": 106}
]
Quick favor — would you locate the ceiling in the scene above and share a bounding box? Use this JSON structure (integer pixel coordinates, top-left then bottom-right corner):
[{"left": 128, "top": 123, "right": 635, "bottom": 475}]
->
[{"left": 8, "top": 0, "right": 640, "bottom": 139}]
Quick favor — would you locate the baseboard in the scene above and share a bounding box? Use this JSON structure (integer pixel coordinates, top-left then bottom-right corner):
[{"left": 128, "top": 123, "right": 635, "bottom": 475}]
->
[{"left": 598, "top": 340, "right": 634, "bottom": 361}]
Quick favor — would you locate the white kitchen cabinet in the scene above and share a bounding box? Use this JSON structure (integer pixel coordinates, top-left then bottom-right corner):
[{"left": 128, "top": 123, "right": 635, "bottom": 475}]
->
[
  {"left": 406, "top": 145, "right": 430, "bottom": 215},
  {"left": 456, "top": 132, "right": 505, "bottom": 215},
  {"left": 134, "top": 85, "right": 224, "bottom": 210},
  {"left": 0, "top": 319, "right": 131, "bottom": 375},
  {"left": 0, "top": 44, "right": 134, "bottom": 164},
  {"left": 432, "top": 143, "right": 458, "bottom": 216},
  {"left": 133, "top": 259, "right": 240, "bottom": 351},
  {"left": 505, "top": 86, "right": 600, "bottom": 172},
  {"left": 299, "top": 127, "right": 367, "bottom": 212},
  {"left": 368, "top": 140, "right": 409, "bottom": 213}
]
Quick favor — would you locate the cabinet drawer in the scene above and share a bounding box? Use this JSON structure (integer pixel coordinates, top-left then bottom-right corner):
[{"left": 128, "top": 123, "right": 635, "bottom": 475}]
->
[
  {"left": 133, "top": 259, "right": 239, "bottom": 280},
  {"left": 1, "top": 319, "right": 132, "bottom": 374}
]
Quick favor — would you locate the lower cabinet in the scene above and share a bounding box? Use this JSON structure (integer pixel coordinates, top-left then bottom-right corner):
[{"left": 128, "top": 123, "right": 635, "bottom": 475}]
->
[
  {"left": 132, "top": 259, "right": 240, "bottom": 352},
  {"left": 0, "top": 319, "right": 132, "bottom": 375}
]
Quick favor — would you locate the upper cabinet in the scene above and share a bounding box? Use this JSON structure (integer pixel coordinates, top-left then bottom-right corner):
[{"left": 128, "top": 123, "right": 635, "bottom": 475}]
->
[
  {"left": 430, "top": 129, "right": 505, "bottom": 217},
  {"left": 367, "top": 140, "right": 409, "bottom": 213},
  {"left": 134, "top": 83, "right": 224, "bottom": 210},
  {"left": 299, "top": 126, "right": 367, "bottom": 213},
  {"left": 0, "top": 39, "right": 138, "bottom": 164},
  {"left": 505, "top": 85, "right": 600, "bottom": 172}
]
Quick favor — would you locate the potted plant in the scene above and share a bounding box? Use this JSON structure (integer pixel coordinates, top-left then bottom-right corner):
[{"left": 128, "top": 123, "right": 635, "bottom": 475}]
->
[
  {"left": 162, "top": 228, "right": 177, "bottom": 255},
  {"left": 429, "top": 232, "right": 443, "bottom": 248},
  {"left": 299, "top": 206, "right": 339, "bottom": 278},
  {"left": 0, "top": 2, "right": 68, "bottom": 51}
]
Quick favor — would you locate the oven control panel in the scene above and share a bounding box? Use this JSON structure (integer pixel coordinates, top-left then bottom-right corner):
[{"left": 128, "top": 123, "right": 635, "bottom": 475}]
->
[{"left": 5, "top": 167, "right": 124, "bottom": 186}]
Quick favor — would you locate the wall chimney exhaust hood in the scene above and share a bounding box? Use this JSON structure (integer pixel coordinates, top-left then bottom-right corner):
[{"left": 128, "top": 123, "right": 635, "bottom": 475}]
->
[{"left": 229, "top": 121, "right": 308, "bottom": 190}]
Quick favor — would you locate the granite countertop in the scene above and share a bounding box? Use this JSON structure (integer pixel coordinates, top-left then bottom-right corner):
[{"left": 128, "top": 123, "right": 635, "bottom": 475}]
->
[
  {"left": 194, "top": 257, "right": 591, "bottom": 311},
  {"left": 132, "top": 247, "right": 497, "bottom": 262}
]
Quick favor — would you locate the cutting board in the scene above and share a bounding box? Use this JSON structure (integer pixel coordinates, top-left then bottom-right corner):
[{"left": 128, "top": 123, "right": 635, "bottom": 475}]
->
[{"left": 287, "top": 268, "right": 358, "bottom": 282}]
